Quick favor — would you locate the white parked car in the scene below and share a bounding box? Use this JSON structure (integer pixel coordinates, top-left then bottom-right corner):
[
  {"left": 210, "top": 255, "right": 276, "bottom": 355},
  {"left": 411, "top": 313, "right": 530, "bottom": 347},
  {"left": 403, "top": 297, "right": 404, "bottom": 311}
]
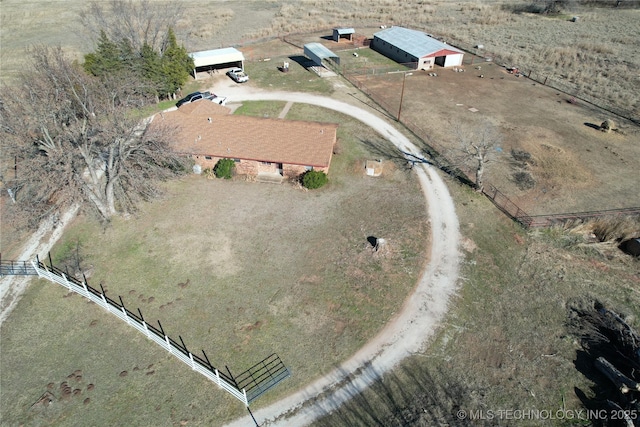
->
[
  {"left": 204, "top": 93, "right": 228, "bottom": 106},
  {"left": 226, "top": 67, "right": 248, "bottom": 83}
]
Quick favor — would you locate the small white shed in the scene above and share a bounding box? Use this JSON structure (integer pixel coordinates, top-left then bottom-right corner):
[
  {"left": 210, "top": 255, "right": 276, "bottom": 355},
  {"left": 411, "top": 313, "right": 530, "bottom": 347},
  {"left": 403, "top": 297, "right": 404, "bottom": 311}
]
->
[{"left": 333, "top": 28, "right": 355, "bottom": 42}]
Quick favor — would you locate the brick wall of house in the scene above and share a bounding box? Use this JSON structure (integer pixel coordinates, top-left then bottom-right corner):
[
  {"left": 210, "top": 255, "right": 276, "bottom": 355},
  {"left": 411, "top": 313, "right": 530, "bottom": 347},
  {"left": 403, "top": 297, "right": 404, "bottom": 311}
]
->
[{"left": 192, "top": 155, "right": 328, "bottom": 178}]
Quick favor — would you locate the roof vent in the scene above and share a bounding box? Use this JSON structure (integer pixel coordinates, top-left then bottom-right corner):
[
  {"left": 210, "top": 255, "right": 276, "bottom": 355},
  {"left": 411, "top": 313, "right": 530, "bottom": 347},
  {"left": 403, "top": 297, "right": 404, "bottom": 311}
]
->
[{"left": 208, "top": 117, "right": 212, "bottom": 123}]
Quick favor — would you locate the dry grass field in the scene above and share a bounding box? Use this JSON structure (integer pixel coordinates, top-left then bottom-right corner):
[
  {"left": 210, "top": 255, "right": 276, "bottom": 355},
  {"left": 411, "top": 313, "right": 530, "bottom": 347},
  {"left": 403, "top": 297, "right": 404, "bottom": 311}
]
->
[
  {"left": 1, "top": 1, "right": 640, "bottom": 426},
  {"left": 2, "top": 0, "right": 639, "bottom": 118}
]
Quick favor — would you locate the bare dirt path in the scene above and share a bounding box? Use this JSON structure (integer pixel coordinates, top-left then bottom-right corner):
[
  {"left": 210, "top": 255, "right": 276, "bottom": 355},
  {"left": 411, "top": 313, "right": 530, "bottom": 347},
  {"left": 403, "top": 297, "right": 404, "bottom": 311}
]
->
[
  {"left": 212, "top": 82, "right": 462, "bottom": 426},
  {"left": 0, "top": 205, "right": 78, "bottom": 326}
]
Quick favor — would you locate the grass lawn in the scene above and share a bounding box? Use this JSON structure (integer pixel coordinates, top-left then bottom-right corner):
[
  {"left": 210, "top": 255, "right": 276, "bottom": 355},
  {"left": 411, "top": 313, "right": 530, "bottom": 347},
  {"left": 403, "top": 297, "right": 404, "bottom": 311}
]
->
[
  {"left": 0, "top": 105, "right": 429, "bottom": 426},
  {"left": 313, "top": 178, "right": 640, "bottom": 426},
  {"left": 233, "top": 100, "right": 288, "bottom": 118},
  {"left": 244, "top": 53, "right": 336, "bottom": 95}
]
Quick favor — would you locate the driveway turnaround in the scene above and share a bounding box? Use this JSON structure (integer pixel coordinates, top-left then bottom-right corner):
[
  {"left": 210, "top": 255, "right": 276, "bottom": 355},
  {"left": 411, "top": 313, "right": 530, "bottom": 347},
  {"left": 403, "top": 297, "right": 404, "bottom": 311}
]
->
[{"left": 216, "top": 86, "right": 462, "bottom": 427}]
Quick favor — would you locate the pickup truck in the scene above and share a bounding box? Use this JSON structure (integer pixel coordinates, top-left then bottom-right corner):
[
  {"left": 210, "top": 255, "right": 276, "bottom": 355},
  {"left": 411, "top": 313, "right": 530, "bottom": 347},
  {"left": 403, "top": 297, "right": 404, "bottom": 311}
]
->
[
  {"left": 226, "top": 68, "right": 249, "bottom": 83},
  {"left": 176, "top": 91, "right": 227, "bottom": 107}
]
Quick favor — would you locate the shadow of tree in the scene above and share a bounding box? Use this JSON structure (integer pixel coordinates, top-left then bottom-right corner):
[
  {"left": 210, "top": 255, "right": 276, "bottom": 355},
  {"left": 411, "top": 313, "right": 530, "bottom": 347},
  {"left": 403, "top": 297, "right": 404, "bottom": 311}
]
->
[
  {"left": 311, "top": 359, "right": 490, "bottom": 426},
  {"left": 358, "top": 137, "right": 408, "bottom": 167},
  {"left": 358, "top": 135, "right": 477, "bottom": 189}
]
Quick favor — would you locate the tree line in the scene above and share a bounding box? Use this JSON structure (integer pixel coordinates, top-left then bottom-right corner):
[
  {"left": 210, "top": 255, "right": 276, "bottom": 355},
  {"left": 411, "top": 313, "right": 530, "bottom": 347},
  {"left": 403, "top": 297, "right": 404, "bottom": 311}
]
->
[
  {"left": 1, "top": 0, "right": 193, "bottom": 231},
  {"left": 84, "top": 28, "right": 193, "bottom": 102}
]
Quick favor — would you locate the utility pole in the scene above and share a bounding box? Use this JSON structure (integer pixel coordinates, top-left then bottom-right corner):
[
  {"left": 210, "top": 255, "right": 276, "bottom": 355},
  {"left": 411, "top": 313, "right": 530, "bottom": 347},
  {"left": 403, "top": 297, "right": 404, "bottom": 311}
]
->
[{"left": 398, "top": 72, "right": 411, "bottom": 122}]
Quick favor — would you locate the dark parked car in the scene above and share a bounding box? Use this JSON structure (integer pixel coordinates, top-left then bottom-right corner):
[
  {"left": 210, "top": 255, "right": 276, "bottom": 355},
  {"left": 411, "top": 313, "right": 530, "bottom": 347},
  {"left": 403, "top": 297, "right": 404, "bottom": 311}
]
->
[{"left": 176, "top": 91, "right": 211, "bottom": 107}]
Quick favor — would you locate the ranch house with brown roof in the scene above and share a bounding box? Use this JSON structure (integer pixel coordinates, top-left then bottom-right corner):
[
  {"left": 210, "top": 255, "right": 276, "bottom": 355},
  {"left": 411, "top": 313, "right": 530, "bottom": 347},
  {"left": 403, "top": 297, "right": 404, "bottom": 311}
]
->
[{"left": 154, "top": 101, "right": 338, "bottom": 179}]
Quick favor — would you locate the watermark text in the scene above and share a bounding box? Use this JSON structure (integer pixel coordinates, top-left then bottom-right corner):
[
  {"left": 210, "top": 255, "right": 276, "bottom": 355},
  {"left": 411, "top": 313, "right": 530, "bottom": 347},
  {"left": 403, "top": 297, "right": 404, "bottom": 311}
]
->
[{"left": 456, "top": 408, "right": 638, "bottom": 422}]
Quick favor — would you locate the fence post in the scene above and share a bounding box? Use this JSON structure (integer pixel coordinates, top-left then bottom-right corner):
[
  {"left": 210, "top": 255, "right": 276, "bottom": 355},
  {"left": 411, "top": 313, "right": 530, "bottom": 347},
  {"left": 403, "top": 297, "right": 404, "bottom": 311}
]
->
[
  {"left": 45, "top": 264, "right": 56, "bottom": 283},
  {"left": 99, "top": 284, "right": 108, "bottom": 307},
  {"left": 61, "top": 273, "right": 72, "bottom": 291},
  {"left": 31, "top": 260, "right": 42, "bottom": 278},
  {"left": 118, "top": 296, "right": 130, "bottom": 324},
  {"left": 142, "top": 320, "right": 150, "bottom": 337},
  {"left": 138, "top": 308, "right": 150, "bottom": 338}
]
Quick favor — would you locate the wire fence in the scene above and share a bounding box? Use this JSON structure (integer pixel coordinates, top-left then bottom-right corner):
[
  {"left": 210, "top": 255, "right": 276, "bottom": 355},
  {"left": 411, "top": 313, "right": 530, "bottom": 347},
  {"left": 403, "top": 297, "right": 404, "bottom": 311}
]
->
[
  {"left": 339, "top": 62, "right": 639, "bottom": 228},
  {"left": 525, "top": 207, "right": 640, "bottom": 228},
  {"left": 30, "top": 255, "right": 289, "bottom": 406},
  {"left": 440, "top": 39, "right": 639, "bottom": 126},
  {"left": 0, "top": 256, "right": 37, "bottom": 276}
]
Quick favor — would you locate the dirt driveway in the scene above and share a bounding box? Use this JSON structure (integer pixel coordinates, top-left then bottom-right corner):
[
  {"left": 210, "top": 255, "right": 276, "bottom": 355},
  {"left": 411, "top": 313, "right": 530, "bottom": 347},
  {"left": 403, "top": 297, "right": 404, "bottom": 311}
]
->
[{"left": 212, "top": 84, "right": 461, "bottom": 426}]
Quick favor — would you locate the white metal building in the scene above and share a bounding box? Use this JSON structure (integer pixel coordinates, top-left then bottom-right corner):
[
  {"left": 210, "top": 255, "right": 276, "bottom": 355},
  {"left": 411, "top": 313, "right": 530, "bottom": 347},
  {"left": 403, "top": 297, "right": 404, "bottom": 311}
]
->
[
  {"left": 189, "top": 48, "right": 245, "bottom": 78},
  {"left": 372, "top": 27, "right": 464, "bottom": 70}
]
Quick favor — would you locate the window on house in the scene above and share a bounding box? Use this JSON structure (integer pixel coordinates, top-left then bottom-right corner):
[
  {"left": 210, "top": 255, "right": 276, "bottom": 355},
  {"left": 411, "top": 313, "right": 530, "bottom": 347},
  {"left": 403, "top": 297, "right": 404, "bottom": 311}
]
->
[
  {"left": 261, "top": 161, "right": 272, "bottom": 165},
  {"left": 233, "top": 158, "right": 241, "bottom": 163},
  {"left": 205, "top": 156, "right": 212, "bottom": 160}
]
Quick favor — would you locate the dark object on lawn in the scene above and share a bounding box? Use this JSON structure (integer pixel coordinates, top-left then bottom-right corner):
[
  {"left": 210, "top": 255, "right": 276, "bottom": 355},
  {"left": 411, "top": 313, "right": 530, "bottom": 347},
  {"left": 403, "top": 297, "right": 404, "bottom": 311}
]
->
[
  {"left": 511, "top": 149, "right": 533, "bottom": 164},
  {"left": 619, "top": 238, "right": 640, "bottom": 257},
  {"left": 367, "top": 236, "right": 386, "bottom": 252},
  {"left": 512, "top": 171, "right": 536, "bottom": 190},
  {"left": 600, "top": 119, "right": 615, "bottom": 133}
]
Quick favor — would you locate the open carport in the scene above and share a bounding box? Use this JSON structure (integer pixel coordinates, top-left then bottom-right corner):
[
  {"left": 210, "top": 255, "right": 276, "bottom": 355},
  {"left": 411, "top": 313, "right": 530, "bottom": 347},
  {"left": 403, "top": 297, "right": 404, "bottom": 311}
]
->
[
  {"left": 189, "top": 47, "right": 245, "bottom": 78},
  {"left": 303, "top": 43, "right": 340, "bottom": 68}
]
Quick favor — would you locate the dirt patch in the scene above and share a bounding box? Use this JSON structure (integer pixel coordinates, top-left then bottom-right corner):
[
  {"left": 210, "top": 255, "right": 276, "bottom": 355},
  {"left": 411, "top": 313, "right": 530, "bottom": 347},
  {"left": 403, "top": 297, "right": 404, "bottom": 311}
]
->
[{"left": 353, "top": 56, "right": 639, "bottom": 216}]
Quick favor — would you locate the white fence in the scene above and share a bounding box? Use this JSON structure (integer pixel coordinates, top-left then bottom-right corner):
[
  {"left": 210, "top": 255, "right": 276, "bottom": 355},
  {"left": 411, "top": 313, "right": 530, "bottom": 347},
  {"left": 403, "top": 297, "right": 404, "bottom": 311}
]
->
[{"left": 31, "top": 260, "right": 249, "bottom": 406}]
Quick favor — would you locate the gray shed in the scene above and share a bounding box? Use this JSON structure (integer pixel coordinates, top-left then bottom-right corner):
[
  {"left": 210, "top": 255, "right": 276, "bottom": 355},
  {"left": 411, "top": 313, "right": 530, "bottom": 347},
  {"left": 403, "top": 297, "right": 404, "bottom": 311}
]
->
[
  {"left": 303, "top": 43, "right": 340, "bottom": 67},
  {"left": 333, "top": 27, "right": 355, "bottom": 42}
]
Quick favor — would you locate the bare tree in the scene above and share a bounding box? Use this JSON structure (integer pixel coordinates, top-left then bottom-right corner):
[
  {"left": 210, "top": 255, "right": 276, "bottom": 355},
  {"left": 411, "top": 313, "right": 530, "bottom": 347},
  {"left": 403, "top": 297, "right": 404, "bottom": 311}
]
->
[
  {"left": 451, "top": 121, "right": 502, "bottom": 192},
  {"left": 79, "top": 0, "right": 185, "bottom": 53},
  {"left": 0, "top": 46, "right": 187, "bottom": 228}
]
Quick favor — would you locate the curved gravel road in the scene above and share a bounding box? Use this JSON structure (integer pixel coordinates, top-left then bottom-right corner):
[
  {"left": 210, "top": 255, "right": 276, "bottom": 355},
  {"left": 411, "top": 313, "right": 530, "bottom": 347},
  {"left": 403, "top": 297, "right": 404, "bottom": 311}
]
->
[
  {"left": 213, "top": 84, "right": 462, "bottom": 426},
  {"left": 0, "top": 80, "right": 461, "bottom": 426}
]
